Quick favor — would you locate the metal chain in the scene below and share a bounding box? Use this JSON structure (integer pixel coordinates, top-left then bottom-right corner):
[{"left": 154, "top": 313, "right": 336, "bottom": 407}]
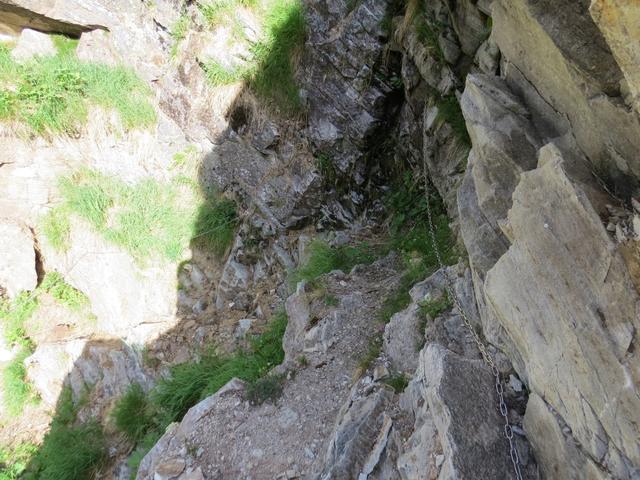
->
[{"left": 421, "top": 162, "right": 524, "bottom": 480}]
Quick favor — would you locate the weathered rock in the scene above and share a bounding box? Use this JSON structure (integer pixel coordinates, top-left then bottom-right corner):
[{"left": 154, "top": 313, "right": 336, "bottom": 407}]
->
[
  {"left": 484, "top": 144, "right": 640, "bottom": 478},
  {"left": 397, "top": 342, "right": 532, "bottom": 480},
  {"left": 524, "top": 393, "right": 607, "bottom": 480},
  {"left": 42, "top": 219, "right": 179, "bottom": 344},
  {"left": 303, "top": 0, "right": 393, "bottom": 185},
  {"left": 0, "top": 218, "right": 37, "bottom": 298},
  {"left": 0, "top": 0, "right": 110, "bottom": 35},
  {"left": 590, "top": 0, "right": 640, "bottom": 112},
  {"left": 26, "top": 338, "right": 148, "bottom": 415},
  {"left": 10, "top": 28, "right": 56, "bottom": 61},
  {"left": 317, "top": 389, "right": 394, "bottom": 480},
  {"left": 493, "top": 0, "right": 640, "bottom": 194}
]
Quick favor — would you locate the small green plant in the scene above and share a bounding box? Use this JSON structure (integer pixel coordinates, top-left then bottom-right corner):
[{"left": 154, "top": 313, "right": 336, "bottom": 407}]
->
[
  {"left": 418, "top": 292, "right": 452, "bottom": 320},
  {"left": 202, "top": 61, "right": 245, "bottom": 85},
  {"left": 0, "top": 442, "right": 38, "bottom": 480},
  {"left": 40, "top": 272, "right": 88, "bottom": 311},
  {"left": 0, "top": 292, "right": 38, "bottom": 347},
  {"left": 436, "top": 95, "right": 470, "bottom": 147},
  {"left": 315, "top": 152, "right": 337, "bottom": 187},
  {"left": 384, "top": 373, "right": 409, "bottom": 393},
  {"left": 414, "top": 13, "right": 444, "bottom": 62},
  {"left": 3, "top": 346, "right": 35, "bottom": 417},
  {"left": 112, "top": 384, "right": 154, "bottom": 443},
  {"left": 40, "top": 207, "right": 71, "bottom": 252},
  {"left": 297, "top": 355, "right": 308, "bottom": 367},
  {"left": 170, "top": 13, "right": 191, "bottom": 57},
  {"left": 0, "top": 43, "right": 155, "bottom": 135},
  {"left": 289, "top": 240, "right": 377, "bottom": 288},
  {"left": 358, "top": 335, "right": 382, "bottom": 372},
  {"left": 127, "top": 429, "right": 162, "bottom": 479},
  {"left": 245, "top": 373, "right": 285, "bottom": 405},
  {"left": 323, "top": 294, "right": 339, "bottom": 307}
]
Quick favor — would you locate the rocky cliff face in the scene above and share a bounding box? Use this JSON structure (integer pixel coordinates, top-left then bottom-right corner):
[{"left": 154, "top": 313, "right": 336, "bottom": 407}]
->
[{"left": 0, "top": 0, "right": 638, "bottom": 479}]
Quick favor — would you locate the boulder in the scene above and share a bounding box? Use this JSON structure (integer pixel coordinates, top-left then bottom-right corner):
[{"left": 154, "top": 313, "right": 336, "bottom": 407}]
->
[
  {"left": 0, "top": 0, "right": 111, "bottom": 35},
  {"left": 590, "top": 0, "right": 640, "bottom": 112},
  {"left": 0, "top": 218, "right": 37, "bottom": 298},
  {"left": 484, "top": 144, "right": 640, "bottom": 478},
  {"left": 10, "top": 28, "right": 56, "bottom": 62}
]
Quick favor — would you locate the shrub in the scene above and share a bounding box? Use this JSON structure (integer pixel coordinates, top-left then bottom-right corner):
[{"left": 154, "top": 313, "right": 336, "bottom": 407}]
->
[
  {"left": 111, "top": 384, "right": 153, "bottom": 443},
  {"left": 0, "top": 42, "right": 155, "bottom": 135},
  {"left": 126, "top": 430, "right": 162, "bottom": 479},
  {"left": 379, "top": 172, "right": 457, "bottom": 323},
  {"left": 436, "top": 95, "right": 470, "bottom": 147},
  {"left": 3, "top": 347, "right": 34, "bottom": 417}
]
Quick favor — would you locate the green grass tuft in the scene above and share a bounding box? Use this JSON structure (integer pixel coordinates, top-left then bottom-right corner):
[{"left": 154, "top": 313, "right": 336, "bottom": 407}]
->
[
  {"left": 41, "top": 207, "right": 71, "bottom": 252},
  {"left": 170, "top": 13, "right": 191, "bottom": 57},
  {"left": 154, "top": 308, "right": 287, "bottom": 422},
  {"left": 289, "top": 240, "right": 377, "bottom": 288},
  {"left": 0, "top": 442, "right": 38, "bottom": 480},
  {"left": 124, "top": 308, "right": 287, "bottom": 478},
  {"left": 0, "top": 292, "right": 38, "bottom": 347},
  {"left": 384, "top": 373, "right": 409, "bottom": 393},
  {"left": 436, "top": 95, "right": 471, "bottom": 147},
  {"left": 3, "top": 346, "right": 35, "bottom": 417},
  {"left": 111, "top": 384, "right": 154, "bottom": 443},
  {"left": 245, "top": 373, "right": 285, "bottom": 405},
  {"left": 201, "top": 0, "right": 306, "bottom": 113},
  {"left": 43, "top": 168, "right": 238, "bottom": 263},
  {"left": 23, "top": 386, "right": 107, "bottom": 480},
  {"left": 51, "top": 35, "right": 79, "bottom": 58},
  {"left": 40, "top": 272, "right": 88, "bottom": 311},
  {"left": 418, "top": 291, "right": 452, "bottom": 320},
  {"left": 0, "top": 41, "right": 155, "bottom": 135}
]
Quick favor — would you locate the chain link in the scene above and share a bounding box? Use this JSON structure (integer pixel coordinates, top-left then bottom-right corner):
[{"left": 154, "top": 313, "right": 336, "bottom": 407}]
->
[{"left": 421, "top": 161, "right": 524, "bottom": 480}]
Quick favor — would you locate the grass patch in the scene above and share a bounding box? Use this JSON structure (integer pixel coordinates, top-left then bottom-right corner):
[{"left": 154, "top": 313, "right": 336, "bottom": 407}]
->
[
  {"left": 0, "top": 443, "right": 37, "bottom": 480},
  {"left": 40, "top": 272, "right": 88, "bottom": 311},
  {"left": 51, "top": 35, "right": 79, "bottom": 58},
  {"left": 379, "top": 172, "right": 457, "bottom": 323},
  {"left": 3, "top": 346, "right": 35, "bottom": 417},
  {"left": 170, "top": 13, "right": 191, "bottom": 57},
  {"left": 0, "top": 42, "right": 155, "bottom": 135},
  {"left": 436, "top": 95, "right": 471, "bottom": 147},
  {"left": 201, "top": 0, "right": 306, "bottom": 113},
  {"left": 21, "top": 387, "right": 107, "bottom": 480},
  {"left": 357, "top": 335, "right": 382, "bottom": 372},
  {"left": 124, "top": 309, "right": 287, "bottom": 478},
  {"left": 0, "top": 292, "right": 37, "bottom": 347},
  {"left": 111, "top": 384, "right": 153, "bottom": 443},
  {"left": 42, "top": 168, "right": 238, "bottom": 262},
  {"left": 40, "top": 207, "right": 71, "bottom": 252},
  {"left": 289, "top": 240, "right": 377, "bottom": 288},
  {"left": 414, "top": 12, "right": 444, "bottom": 62}
]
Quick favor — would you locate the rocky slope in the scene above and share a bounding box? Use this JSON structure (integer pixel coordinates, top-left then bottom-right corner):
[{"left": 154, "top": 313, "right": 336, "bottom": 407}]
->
[{"left": 0, "top": 0, "right": 638, "bottom": 479}]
